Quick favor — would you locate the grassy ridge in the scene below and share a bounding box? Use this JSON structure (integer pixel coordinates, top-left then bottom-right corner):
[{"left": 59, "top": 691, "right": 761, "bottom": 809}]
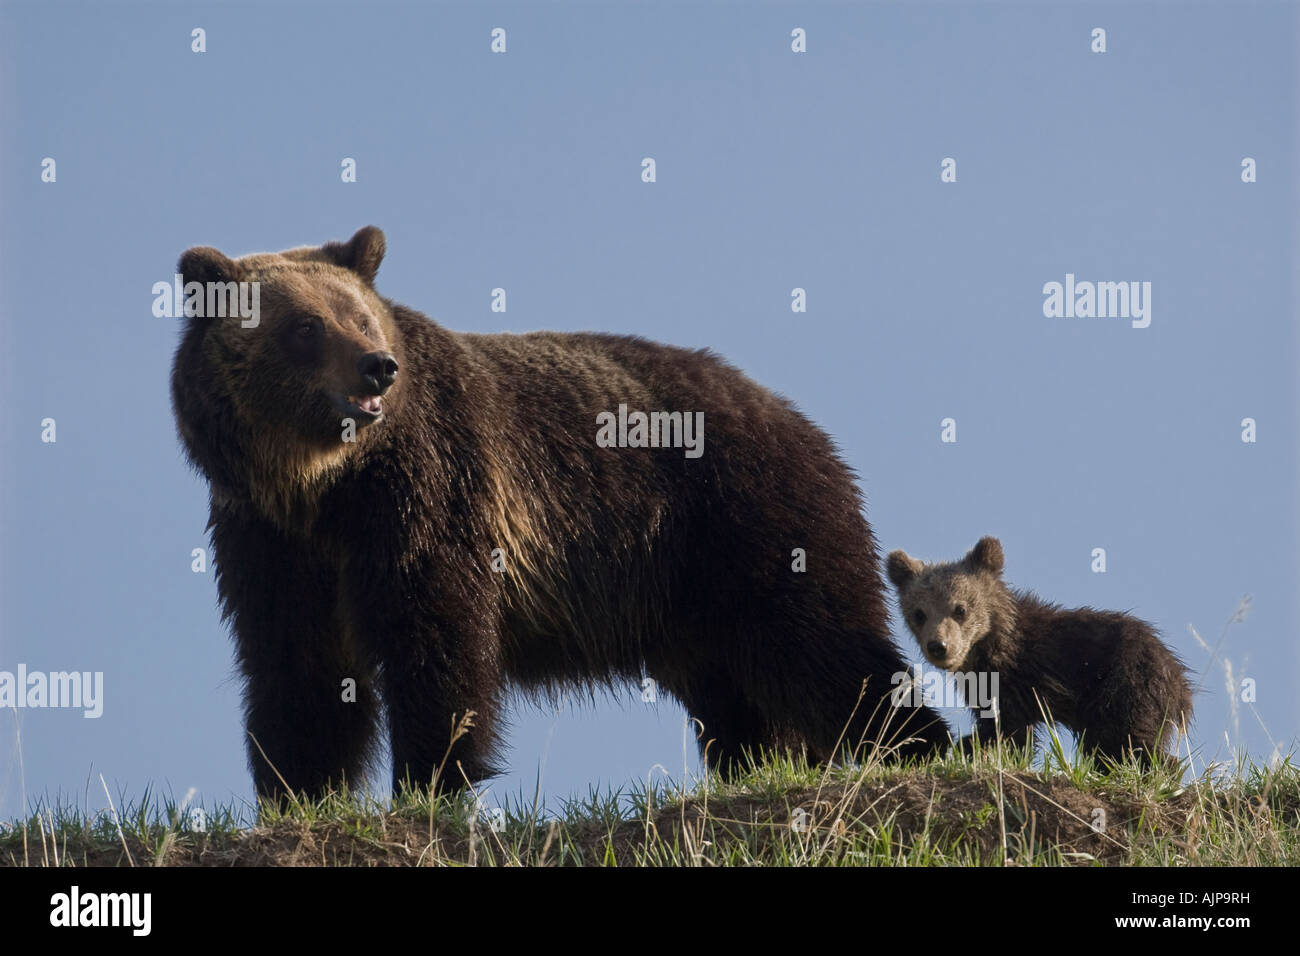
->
[{"left": 4, "top": 744, "right": 1297, "bottom": 866}]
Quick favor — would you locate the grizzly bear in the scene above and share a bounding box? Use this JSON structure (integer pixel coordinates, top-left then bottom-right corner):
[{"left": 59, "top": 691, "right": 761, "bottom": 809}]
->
[
  {"left": 886, "top": 536, "right": 1192, "bottom": 765},
  {"left": 170, "top": 226, "right": 948, "bottom": 801}
]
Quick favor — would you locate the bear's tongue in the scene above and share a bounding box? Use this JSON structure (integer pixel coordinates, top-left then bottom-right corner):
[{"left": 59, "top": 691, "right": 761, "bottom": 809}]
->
[{"left": 352, "top": 395, "right": 382, "bottom": 414}]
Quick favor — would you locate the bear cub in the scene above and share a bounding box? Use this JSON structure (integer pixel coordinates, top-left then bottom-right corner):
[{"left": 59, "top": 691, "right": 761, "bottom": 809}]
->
[{"left": 886, "top": 536, "right": 1192, "bottom": 765}]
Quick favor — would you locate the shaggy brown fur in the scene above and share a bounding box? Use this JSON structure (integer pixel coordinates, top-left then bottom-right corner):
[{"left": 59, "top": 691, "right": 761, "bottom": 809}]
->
[
  {"left": 886, "top": 537, "right": 1192, "bottom": 765},
  {"left": 171, "top": 226, "right": 949, "bottom": 802}
]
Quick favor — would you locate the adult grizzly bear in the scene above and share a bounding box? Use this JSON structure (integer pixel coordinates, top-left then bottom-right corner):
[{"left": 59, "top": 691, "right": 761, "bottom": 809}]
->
[{"left": 171, "top": 226, "right": 947, "bottom": 801}]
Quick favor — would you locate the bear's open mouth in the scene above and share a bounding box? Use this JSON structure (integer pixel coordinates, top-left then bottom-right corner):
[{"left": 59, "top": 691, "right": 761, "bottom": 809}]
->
[{"left": 334, "top": 393, "right": 384, "bottom": 423}]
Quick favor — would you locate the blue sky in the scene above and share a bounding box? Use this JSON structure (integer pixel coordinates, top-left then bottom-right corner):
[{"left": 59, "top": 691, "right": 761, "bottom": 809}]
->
[{"left": 1, "top": 0, "right": 1296, "bottom": 822}]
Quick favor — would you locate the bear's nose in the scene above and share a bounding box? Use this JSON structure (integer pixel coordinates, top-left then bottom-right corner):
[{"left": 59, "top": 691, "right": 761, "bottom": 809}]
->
[
  {"left": 358, "top": 351, "right": 399, "bottom": 394},
  {"left": 927, "top": 640, "right": 947, "bottom": 659}
]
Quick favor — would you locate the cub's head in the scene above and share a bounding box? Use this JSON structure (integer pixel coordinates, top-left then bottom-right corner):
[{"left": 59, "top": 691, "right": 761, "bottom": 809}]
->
[
  {"left": 170, "top": 226, "right": 401, "bottom": 496},
  {"left": 886, "top": 536, "right": 1011, "bottom": 671}
]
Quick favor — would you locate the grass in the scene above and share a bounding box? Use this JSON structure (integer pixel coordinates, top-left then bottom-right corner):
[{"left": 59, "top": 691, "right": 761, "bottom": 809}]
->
[
  {"left": 4, "top": 595, "right": 1290, "bottom": 866},
  {"left": 2, "top": 742, "right": 1297, "bottom": 866}
]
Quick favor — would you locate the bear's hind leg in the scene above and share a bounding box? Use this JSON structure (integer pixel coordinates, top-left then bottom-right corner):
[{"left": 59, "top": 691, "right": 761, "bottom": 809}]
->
[
  {"left": 743, "top": 636, "right": 950, "bottom": 767},
  {"left": 670, "top": 682, "right": 776, "bottom": 779}
]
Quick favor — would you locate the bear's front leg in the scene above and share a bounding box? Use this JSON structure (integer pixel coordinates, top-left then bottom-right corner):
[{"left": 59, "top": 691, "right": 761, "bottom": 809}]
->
[
  {"left": 209, "top": 507, "right": 381, "bottom": 805},
  {"left": 383, "top": 643, "right": 505, "bottom": 796},
  {"left": 343, "top": 553, "right": 505, "bottom": 796}
]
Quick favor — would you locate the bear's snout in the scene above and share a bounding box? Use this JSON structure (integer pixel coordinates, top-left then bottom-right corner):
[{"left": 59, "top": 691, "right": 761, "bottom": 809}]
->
[
  {"left": 358, "top": 351, "right": 399, "bottom": 395},
  {"left": 926, "top": 639, "right": 947, "bottom": 661}
]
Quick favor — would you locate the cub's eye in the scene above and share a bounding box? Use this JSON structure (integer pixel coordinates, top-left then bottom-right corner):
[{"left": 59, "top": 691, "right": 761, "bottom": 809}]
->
[
  {"left": 296, "top": 317, "right": 320, "bottom": 338},
  {"left": 952, "top": 605, "right": 967, "bottom": 622},
  {"left": 911, "top": 609, "right": 927, "bottom": 627},
  {"left": 359, "top": 320, "right": 371, "bottom": 335}
]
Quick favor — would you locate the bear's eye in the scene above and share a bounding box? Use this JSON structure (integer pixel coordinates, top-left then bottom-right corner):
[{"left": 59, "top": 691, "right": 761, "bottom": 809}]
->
[
  {"left": 296, "top": 317, "right": 321, "bottom": 338},
  {"left": 952, "top": 605, "right": 967, "bottom": 622},
  {"left": 911, "top": 609, "right": 926, "bottom": 627},
  {"left": 359, "top": 320, "right": 371, "bottom": 335}
]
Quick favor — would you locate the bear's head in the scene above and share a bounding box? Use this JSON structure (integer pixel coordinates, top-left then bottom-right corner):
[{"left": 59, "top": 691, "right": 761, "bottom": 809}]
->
[
  {"left": 886, "top": 536, "right": 1013, "bottom": 671},
  {"left": 170, "top": 226, "right": 402, "bottom": 513}
]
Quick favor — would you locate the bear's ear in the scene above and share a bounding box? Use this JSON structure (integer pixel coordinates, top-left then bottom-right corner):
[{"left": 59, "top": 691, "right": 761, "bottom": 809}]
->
[
  {"left": 320, "top": 225, "right": 386, "bottom": 284},
  {"left": 178, "top": 247, "right": 241, "bottom": 286},
  {"left": 966, "top": 536, "right": 1004, "bottom": 575},
  {"left": 886, "top": 550, "right": 923, "bottom": 590}
]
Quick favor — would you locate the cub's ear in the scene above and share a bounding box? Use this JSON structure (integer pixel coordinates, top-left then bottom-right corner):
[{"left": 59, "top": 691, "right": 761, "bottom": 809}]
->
[
  {"left": 886, "top": 550, "right": 924, "bottom": 590},
  {"left": 178, "top": 247, "right": 241, "bottom": 285},
  {"left": 321, "top": 225, "right": 386, "bottom": 284},
  {"left": 966, "top": 536, "right": 1004, "bottom": 575}
]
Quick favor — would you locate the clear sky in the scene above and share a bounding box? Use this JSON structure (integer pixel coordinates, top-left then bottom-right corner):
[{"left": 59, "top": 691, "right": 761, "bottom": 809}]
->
[{"left": 1, "top": 0, "right": 1296, "bottom": 823}]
